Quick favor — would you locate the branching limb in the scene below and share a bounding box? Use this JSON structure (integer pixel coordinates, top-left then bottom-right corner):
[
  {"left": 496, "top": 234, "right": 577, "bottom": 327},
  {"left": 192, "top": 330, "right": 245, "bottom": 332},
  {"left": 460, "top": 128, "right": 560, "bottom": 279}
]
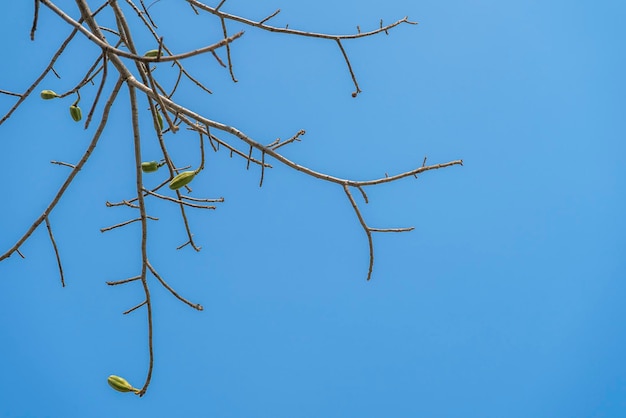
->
[
  {"left": 343, "top": 184, "right": 375, "bottom": 280},
  {"left": 0, "top": 77, "right": 124, "bottom": 262},
  {"left": 41, "top": 0, "right": 244, "bottom": 64}
]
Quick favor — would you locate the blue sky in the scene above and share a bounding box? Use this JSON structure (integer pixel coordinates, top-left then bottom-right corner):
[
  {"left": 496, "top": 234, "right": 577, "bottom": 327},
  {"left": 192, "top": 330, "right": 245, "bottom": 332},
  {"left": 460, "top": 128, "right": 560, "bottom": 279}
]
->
[{"left": 1, "top": 0, "right": 624, "bottom": 417}]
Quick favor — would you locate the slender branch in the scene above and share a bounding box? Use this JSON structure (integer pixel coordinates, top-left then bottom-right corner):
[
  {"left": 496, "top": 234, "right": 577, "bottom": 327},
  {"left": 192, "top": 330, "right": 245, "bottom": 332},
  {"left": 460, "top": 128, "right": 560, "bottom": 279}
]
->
[
  {"left": 50, "top": 160, "right": 76, "bottom": 168},
  {"left": 220, "top": 17, "right": 237, "bottom": 82},
  {"left": 123, "top": 300, "right": 147, "bottom": 315},
  {"left": 129, "top": 76, "right": 462, "bottom": 188},
  {"left": 343, "top": 184, "right": 374, "bottom": 281},
  {"left": 143, "top": 188, "right": 217, "bottom": 209},
  {"left": 99, "top": 216, "right": 158, "bottom": 233},
  {"left": 127, "top": 82, "right": 153, "bottom": 397},
  {"left": 187, "top": 0, "right": 416, "bottom": 40},
  {"left": 147, "top": 261, "right": 203, "bottom": 311},
  {"left": 0, "top": 77, "right": 124, "bottom": 262},
  {"left": 31, "top": 0, "right": 40, "bottom": 40},
  {"left": 41, "top": 0, "right": 244, "bottom": 63},
  {"left": 44, "top": 216, "right": 65, "bottom": 287},
  {"left": 107, "top": 275, "right": 141, "bottom": 286},
  {"left": 336, "top": 39, "right": 361, "bottom": 97}
]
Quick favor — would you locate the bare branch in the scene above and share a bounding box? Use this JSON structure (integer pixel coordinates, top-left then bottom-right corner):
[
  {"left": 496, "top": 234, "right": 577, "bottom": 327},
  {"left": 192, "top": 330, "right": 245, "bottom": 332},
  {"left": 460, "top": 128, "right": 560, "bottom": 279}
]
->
[
  {"left": 107, "top": 275, "right": 141, "bottom": 286},
  {"left": 0, "top": 77, "right": 124, "bottom": 261},
  {"left": 44, "top": 217, "right": 65, "bottom": 287},
  {"left": 343, "top": 184, "right": 374, "bottom": 281},
  {"left": 147, "top": 261, "right": 203, "bottom": 311},
  {"left": 123, "top": 300, "right": 147, "bottom": 315},
  {"left": 99, "top": 216, "right": 158, "bottom": 233}
]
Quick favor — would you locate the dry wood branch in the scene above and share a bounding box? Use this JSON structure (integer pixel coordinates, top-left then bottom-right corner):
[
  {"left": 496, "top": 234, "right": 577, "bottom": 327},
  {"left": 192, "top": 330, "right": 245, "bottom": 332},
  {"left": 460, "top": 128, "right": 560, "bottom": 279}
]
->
[
  {"left": 44, "top": 216, "right": 65, "bottom": 287},
  {"left": 220, "top": 17, "right": 238, "bottom": 82},
  {"left": 132, "top": 77, "right": 462, "bottom": 188},
  {"left": 84, "top": 53, "right": 108, "bottom": 129},
  {"left": 0, "top": 90, "right": 23, "bottom": 98},
  {"left": 270, "top": 129, "right": 306, "bottom": 150},
  {"left": 123, "top": 300, "right": 147, "bottom": 315},
  {"left": 31, "top": 0, "right": 40, "bottom": 40},
  {"left": 180, "top": 195, "right": 224, "bottom": 203},
  {"left": 107, "top": 275, "right": 141, "bottom": 286},
  {"left": 50, "top": 160, "right": 76, "bottom": 168},
  {"left": 0, "top": 77, "right": 124, "bottom": 262},
  {"left": 343, "top": 184, "right": 375, "bottom": 281},
  {"left": 99, "top": 215, "right": 158, "bottom": 232},
  {"left": 105, "top": 199, "right": 140, "bottom": 208},
  {"left": 127, "top": 82, "right": 153, "bottom": 397},
  {"left": 188, "top": 0, "right": 416, "bottom": 40},
  {"left": 147, "top": 261, "right": 203, "bottom": 311},
  {"left": 41, "top": 0, "right": 244, "bottom": 63},
  {"left": 143, "top": 188, "right": 218, "bottom": 209}
]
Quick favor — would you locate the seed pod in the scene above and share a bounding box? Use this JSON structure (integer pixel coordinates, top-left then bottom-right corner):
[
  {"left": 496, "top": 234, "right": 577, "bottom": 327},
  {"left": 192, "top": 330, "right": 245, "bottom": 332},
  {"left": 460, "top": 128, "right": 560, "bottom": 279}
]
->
[
  {"left": 168, "top": 170, "right": 196, "bottom": 190},
  {"left": 69, "top": 105, "right": 82, "bottom": 122},
  {"left": 141, "top": 161, "right": 159, "bottom": 173},
  {"left": 154, "top": 112, "right": 164, "bottom": 131},
  {"left": 144, "top": 49, "right": 161, "bottom": 58},
  {"left": 107, "top": 375, "right": 139, "bottom": 394},
  {"left": 40, "top": 90, "right": 59, "bottom": 100}
]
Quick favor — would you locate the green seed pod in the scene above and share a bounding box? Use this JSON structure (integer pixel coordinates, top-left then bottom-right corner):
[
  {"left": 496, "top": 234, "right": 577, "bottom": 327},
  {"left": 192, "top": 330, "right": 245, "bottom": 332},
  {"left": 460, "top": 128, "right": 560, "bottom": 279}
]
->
[
  {"left": 144, "top": 49, "right": 161, "bottom": 58},
  {"left": 154, "top": 112, "right": 164, "bottom": 131},
  {"left": 69, "top": 105, "right": 82, "bottom": 122},
  {"left": 40, "top": 90, "right": 59, "bottom": 100},
  {"left": 107, "top": 375, "right": 139, "bottom": 394},
  {"left": 168, "top": 170, "right": 196, "bottom": 190},
  {"left": 141, "top": 161, "right": 159, "bottom": 173}
]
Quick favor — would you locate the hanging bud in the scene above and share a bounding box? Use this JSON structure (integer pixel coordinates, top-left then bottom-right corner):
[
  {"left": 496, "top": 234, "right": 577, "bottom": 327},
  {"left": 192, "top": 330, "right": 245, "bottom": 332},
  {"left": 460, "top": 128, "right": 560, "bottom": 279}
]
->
[
  {"left": 40, "top": 90, "right": 59, "bottom": 100},
  {"left": 144, "top": 49, "right": 161, "bottom": 58},
  {"left": 69, "top": 105, "right": 82, "bottom": 122},
  {"left": 107, "top": 375, "right": 139, "bottom": 394},
  {"left": 141, "top": 161, "right": 159, "bottom": 173},
  {"left": 168, "top": 170, "right": 196, "bottom": 190}
]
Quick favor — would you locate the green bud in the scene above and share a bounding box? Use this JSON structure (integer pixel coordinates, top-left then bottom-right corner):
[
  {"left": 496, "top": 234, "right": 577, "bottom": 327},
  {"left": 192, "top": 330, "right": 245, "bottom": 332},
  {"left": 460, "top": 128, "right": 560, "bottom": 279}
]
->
[
  {"left": 144, "top": 49, "right": 161, "bottom": 58},
  {"left": 40, "top": 90, "right": 59, "bottom": 100},
  {"left": 141, "top": 161, "right": 159, "bottom": 173},
  {"left": 107, "top": 375, "right": 139, "bottom": 394},
  {"left": 69, "top": 105, "right": 82, "bottom": 122},
  {"left": 168, "top": 170, "right": 196, "bottom": 190}
]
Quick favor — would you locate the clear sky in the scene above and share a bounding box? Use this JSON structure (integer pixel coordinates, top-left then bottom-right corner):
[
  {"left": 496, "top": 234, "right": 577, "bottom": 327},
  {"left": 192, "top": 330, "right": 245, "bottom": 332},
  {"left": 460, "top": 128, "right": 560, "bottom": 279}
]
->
[{"left": 1, "top": 0, "right": 624, "bottom": 417}]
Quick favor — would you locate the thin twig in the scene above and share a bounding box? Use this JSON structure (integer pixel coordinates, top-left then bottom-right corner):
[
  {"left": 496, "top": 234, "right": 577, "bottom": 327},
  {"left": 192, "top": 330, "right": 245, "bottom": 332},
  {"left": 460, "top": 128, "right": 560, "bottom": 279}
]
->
[
  {"left": 44, "top": 216, "right": 65, "bottom": 287},
  {"left": 50, "top": 160, "right": 76, "bottom": 168},
  {"left": 220, "top": 17, "right": 238, "bottom": 82},
  {"left": 143, "top": 188, "right": 217, "bottom": 209},
  {"left": 99, "top": 215, "right": 158, "bottom": 232},
  {"left": 123, "top": 300, "right": 147, "bottom": 315},
  {"left": 147, "top": 261, "right": 203, "bottom": 310},
  {"left": 107, "top": 275, "right": 141, "bottom": 286},
  {"left": 343, "top": 184, "right": 374, "bottom": 281},
  {"left": 31, "top": 0, "right": 40, "bottom": 40}
]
